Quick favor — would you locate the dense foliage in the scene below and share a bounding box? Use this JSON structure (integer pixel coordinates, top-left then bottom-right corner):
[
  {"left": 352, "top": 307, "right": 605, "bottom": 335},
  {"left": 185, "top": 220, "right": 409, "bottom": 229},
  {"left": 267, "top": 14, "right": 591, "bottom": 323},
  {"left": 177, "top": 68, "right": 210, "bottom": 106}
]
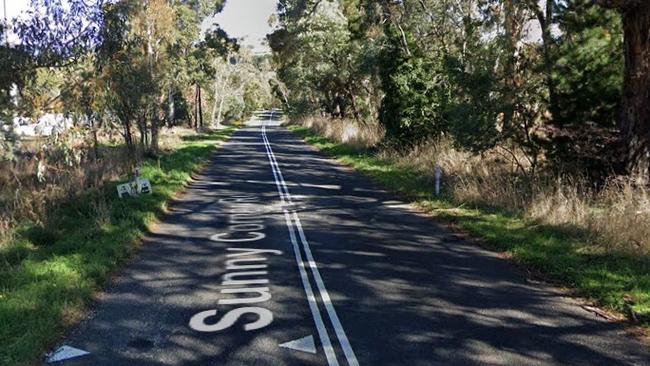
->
[
  {"left": 270, "top": 0, "right": 649, "bottom": 181},
  {"left": 0, "top": 0, "right": 275, "bottom": 160}
]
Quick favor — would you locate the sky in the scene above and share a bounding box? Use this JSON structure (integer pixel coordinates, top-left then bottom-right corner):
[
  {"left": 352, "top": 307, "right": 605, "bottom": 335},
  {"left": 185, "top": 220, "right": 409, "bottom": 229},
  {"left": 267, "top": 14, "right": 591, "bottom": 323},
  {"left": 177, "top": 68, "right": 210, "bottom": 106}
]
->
[
  {"left": 2, "top": 0, "right": 279, "bottom": 53},
  {"left": 2, "top": 0, "right": 30, "bottom": 20},
  {"left": 2, "top": 0, "right": 30, "bottom": 44},
  {"left": 3, "top": 0, "right": 544, "bottom": 50},
  {"left": 203, "top": 0, "right": 279, "bottom": 54}
]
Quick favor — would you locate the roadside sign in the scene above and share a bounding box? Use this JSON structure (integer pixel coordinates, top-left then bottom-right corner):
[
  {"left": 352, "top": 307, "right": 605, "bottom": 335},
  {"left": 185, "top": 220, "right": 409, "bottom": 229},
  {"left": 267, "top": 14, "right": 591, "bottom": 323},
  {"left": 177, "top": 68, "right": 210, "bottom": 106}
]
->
[
  {"left": 117, "top": 183, "right": 134, "bottom": 198},
  {"left": 137, "top": 178, "right": 152, "bottom": 195},
  {"left": 117, "top": 178, "right": 153, "bottom": 198}
]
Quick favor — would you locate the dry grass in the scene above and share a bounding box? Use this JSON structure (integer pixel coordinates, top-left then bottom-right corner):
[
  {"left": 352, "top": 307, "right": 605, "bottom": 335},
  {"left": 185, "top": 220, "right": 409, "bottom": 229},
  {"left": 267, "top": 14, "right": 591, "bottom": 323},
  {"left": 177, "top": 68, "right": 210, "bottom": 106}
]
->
[
  {"left": 298, "top": 115, "right": 385, "bottom": 149},
  {"left": 582, "top": 180, "right": 650, "bottom": 254},
  {"left": 159, "top": 127, "right": 197, "bottom": 151},
  {"left": 0, "top": 146, "right": 128, "bottom": 231},
  {"left": 0, "top": 127, "right": 193, "bottom": 247},
  {"left": 294, "top": 115, "right": 650, "bottom": 255},
  {"left": 0, "top": 127, "right": 236, "bottom": 366}
]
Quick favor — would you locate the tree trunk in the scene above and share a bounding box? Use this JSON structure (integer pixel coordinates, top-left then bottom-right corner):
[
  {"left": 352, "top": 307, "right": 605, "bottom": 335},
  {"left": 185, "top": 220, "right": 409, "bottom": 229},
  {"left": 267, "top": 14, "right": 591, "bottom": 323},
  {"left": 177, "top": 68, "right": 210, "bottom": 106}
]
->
[
  {"left": 151, "top": 115, "right": 159, "bottom": 154},
  {"left": 168, "top": 88, "right": 175, "bottom": 127},
  {"left": 620, "top": 3, "right": 650, "bottom": 180},
  {"left": 124, "top": 119, "right": 135, "bottom": 159},
  {"left": 597, "top": 0, "right": 650, "bottom": 180},
  {"left": 531, "top": 0, "right": 558, "bottom": 120},
  {"left": 137, "top": 115, "right": 146, "bottom": 149},
  {"left": 197, "top": 85, "right": 203, "bottom": 130},
  {"left": 193, "top": 84, "right": 199, "bottom": 130},
  {"left": 216, "top": 93, "right": 226, "bottom": 127},
  {"left": 502, "top": 0, "right": 517, "bottom": 132},
  {"left": 211, "top": 78, "right": 220, "bottom": 127},
  {"left": 92, "top": 126, "right": 99, "bottom": 161}
]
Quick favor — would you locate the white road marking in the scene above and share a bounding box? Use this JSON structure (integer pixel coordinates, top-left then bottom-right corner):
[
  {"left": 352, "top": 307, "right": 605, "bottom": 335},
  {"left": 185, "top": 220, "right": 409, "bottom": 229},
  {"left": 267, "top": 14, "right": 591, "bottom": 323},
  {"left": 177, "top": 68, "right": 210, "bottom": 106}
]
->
[
  {"left": 188, "top": 245, "right": 281, "bottom": 333},
  {"left": 292, "top": 211, "right": 359, "bottom": 366},
  {"left": 280, "top": 335, "right": 318, "bottom": 354},
  {"left": 189, "top": 307, "right": 273, "bottom": 332},
  {"left": 45, "top": 346, "right": 90, "bottom": 363},
  {"left": 282, "top": 208, "right": 338, "bottom": 365},
  {"left": 262, "top": 113, "right": 359, "bottom": 366},
  {"left": 300, "top": 183, "right": 342, "bottom": 190},
  {"left": 261, "top": 118, "right": 338, "bottom": 364}
]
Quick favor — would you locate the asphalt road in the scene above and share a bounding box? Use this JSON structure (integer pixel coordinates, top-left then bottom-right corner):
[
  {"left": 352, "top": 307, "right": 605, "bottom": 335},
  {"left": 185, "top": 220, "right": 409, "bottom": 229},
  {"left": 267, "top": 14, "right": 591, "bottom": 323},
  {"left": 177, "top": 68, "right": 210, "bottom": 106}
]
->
[{"left": 48, "top": 111, "right": 649, "bottom": 365}]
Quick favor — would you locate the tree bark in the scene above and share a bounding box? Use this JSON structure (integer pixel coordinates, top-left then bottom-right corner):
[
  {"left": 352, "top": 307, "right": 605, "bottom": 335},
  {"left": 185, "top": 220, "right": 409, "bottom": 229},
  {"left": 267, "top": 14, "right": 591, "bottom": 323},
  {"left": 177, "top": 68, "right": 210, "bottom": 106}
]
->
[
  {"left": 502, "top": 0, "right": 517, "bottom": 132},
  {"left": 197, "top": 85, "right": 203, "bottom": 130},
  {"left": 597, "top": 0, "right": 650, "bottom": 180},
  {"left": 216, "top": 93, "right": 226, "bottom": 127},
  {"left": 151, "top": 94, "right": 165, "bottom": 154},
  {"left": 193, "top": 83, "right": 199, "bottom": 130},
  {"left": 527, "top": 0, "right": 557, "bottom": 120},
  {"left": 168, "top": 88, "right": 174, "bottom": 127},
  {"left": 123, "top": 118, "right": 135, "bottom": 158},
  {"left": 620, "top": 3, "right": 650, "bottom": 180},
  {"left": 211, "top": 76, "right": 220, "bottom": 127}
]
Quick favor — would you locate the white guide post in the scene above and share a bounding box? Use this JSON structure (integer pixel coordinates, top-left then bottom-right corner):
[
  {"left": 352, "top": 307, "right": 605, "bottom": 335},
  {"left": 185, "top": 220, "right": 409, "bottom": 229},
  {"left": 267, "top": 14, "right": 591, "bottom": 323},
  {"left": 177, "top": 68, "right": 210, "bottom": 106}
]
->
[{"left": 434, "top": 165, "right": 442, "bottom": 196}]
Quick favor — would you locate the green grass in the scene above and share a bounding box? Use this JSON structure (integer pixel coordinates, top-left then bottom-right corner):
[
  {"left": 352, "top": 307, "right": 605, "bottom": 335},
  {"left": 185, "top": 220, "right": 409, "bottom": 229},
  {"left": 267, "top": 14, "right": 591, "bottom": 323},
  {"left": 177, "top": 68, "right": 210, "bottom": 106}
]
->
[
  {"left": 288, "top": 124, "right": 650, "bottom": 327},
  {"left": 0, "top": 128, "right": 235, "bottom": 366}
]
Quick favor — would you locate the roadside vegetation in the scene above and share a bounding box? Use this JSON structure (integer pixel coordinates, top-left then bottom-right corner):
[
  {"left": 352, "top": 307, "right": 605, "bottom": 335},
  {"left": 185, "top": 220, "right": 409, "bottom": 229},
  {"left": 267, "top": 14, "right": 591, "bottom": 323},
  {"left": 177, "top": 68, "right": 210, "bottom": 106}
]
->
[
  {"left": 271, "top": 0, "right": 650, "bottom": 328},
  {"left": 288, "top": 117, "right": 650, "bottom": 327},
  {"left": 1, "top": 0, "right": 276, "bottom": 234},
  {"left": 0, "top": 1, "right": 276, "bottom": 364},
  {"left": 0, "top": 127, "right": 234, "bottom": 366}
]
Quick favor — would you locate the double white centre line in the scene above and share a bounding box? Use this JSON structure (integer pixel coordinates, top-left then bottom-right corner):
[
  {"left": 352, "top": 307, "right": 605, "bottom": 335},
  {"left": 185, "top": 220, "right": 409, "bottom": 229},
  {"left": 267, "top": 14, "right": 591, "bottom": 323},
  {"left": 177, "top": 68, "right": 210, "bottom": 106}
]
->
[{"left": 261, "top": 112, "right": 359, "bottom": 366}]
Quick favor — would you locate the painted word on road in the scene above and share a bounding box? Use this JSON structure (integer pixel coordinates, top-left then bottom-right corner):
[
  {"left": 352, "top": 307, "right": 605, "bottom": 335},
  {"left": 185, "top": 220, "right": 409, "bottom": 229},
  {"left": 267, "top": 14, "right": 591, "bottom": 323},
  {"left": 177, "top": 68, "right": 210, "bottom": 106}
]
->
[{"left": 189, "top": 195, "right": 282, "bottom": 333}]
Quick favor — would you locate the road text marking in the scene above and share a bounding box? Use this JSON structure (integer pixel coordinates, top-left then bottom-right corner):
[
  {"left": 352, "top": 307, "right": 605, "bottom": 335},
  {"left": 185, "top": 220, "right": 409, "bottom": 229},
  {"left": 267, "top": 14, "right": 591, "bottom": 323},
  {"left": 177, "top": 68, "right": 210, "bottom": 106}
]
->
[{"left": 189, "top": 247, "right": 282, "bottom": 332}]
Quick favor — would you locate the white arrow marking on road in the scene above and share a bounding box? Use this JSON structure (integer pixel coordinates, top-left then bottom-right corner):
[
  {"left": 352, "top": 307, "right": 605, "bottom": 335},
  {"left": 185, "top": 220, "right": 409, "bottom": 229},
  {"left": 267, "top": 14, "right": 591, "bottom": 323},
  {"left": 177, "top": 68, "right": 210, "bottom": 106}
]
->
[
  {"left": 45, "top": 345, "right": 90, "bottom": 363},
  {"left": 279, "top": 335, "right": 317, "bottom": 354}
]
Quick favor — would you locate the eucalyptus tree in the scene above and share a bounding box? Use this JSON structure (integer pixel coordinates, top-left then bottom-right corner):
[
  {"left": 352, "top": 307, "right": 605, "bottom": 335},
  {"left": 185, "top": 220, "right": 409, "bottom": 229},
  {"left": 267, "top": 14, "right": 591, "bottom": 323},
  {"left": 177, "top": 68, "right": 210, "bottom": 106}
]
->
[
  {"left": 99, "top": 0, "right": 229, "bottom": 154},
  {"left": 272, "top": 1, "right": 354, "bottom": 116},
  {"left": 271, "top": 0, "right": 647, "bottom": 181},
  {"left": 197, "top": 26, "right": 238, "bottom": 128},
  {"left": 1, "top": 0, "right": 107, "bottom": 153},
  {"left": 169, "top": 1, "right": 229, "bottom": 130}
]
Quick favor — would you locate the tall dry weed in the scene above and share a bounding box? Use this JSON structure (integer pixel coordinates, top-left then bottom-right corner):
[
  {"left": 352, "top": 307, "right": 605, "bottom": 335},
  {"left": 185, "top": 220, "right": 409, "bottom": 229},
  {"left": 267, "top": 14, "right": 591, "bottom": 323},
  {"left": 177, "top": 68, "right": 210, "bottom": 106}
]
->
[
  {"left": 0, "top": 217, "right": 12, "bottom": 247},
  {"left": 0, "top": 130, "right": 138, "bottom": 240},
  {"left": 295, "top": 115, "right": 650, "bottom": 254},
  {"left": 586, "top": 179, "right": 650, "bottom": 254},
  {"left": 159, "top": 127, "right": 195, "bottom": 151},
  {"left": 298, "top": 115, "right": 384, "bottom": 149}
]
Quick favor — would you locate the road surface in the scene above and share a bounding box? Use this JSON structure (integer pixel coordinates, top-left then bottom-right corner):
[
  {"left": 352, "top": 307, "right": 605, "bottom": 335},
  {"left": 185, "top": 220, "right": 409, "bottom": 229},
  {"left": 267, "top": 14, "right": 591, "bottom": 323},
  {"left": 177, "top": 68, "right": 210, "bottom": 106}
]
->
[{"left": 48, "top": 111, "right": 649, "bottom": 365}]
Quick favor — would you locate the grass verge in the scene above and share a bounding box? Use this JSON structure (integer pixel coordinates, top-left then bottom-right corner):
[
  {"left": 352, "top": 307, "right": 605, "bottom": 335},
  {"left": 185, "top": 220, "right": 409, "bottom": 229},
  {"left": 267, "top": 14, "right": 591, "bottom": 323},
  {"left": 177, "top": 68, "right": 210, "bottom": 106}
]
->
[
  {"left": 288, "top": 124, "right": 650, "bottom": 328},
  {"left": 0, "top": 128, "right": 235, "bottom": 366}
]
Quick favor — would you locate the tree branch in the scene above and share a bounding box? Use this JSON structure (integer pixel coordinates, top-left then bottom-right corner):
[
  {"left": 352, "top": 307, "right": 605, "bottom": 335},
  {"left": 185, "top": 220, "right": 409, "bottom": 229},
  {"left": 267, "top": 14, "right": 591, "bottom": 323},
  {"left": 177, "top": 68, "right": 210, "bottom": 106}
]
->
[{"left": 594, "top": 0, "right": 640, "bottom": 10}]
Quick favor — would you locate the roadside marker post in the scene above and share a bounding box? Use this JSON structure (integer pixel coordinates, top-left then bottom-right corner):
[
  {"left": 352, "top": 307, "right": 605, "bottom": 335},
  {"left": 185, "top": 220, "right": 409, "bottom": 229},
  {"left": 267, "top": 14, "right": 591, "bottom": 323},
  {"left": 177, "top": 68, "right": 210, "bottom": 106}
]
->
[{"left": 434, "top": 165, "right": 442, "bottom": 196}]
